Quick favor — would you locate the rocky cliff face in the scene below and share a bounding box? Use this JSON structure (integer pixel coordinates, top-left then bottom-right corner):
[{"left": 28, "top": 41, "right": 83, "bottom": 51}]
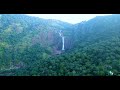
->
[
  {"left": 30, "top": 27, "right": 74, "bottom": 55},
  {"left": 0, "top": 15, "right": 77, "bottom": 64}
]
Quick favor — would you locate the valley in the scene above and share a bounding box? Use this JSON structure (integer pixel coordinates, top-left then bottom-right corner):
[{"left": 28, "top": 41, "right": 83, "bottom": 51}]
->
[{"left": 0, "top": 14, "right": 120, "bottom": 76}]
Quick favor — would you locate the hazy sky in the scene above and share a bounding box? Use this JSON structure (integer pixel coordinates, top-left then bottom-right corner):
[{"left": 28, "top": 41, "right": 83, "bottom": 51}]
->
[{"left": 26, "top": 14, "right": 112, "bottom": 24}]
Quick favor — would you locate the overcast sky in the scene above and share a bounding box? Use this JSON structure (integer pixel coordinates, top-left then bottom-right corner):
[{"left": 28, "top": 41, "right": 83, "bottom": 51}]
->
[{"left": 26, "top": 14, "right": 112, "bottom": 24}]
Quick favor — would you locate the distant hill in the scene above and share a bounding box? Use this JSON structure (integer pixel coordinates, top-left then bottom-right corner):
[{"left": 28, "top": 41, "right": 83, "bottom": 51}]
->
[{"left": 1, "top": 14, "right": 120, "bottom": 76}]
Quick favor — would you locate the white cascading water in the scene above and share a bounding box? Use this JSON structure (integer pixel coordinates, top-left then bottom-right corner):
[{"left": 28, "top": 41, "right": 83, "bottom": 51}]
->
[
  {"left": 62, "top": 37, "right": 65, "bottom": 50},
  {"left": 59, "top": 31, "right": 65, "bottom": 51}
]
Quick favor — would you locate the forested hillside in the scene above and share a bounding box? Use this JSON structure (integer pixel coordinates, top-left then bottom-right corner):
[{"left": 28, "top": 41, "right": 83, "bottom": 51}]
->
[{"left": 0, "top": 14, "right": 120, "bottom": 76}]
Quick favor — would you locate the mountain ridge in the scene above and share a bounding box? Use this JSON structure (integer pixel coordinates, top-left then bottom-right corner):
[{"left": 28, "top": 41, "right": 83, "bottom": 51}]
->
[{"left": 0, "top": 14, "right": 120, "bottom": 76}]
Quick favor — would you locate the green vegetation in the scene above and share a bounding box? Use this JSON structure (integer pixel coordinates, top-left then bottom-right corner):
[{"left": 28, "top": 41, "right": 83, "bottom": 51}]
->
[{"left": 0, "top": 14, "right": 120, "bottom": 76}]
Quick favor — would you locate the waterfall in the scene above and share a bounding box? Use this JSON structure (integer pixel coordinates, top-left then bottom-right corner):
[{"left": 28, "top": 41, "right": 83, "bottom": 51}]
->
[
  {"left": 62, "top": 37, "right": 65, "bottom": 50},
  {"left": 59, "top": 32, "right": 62, "bottom": 37},
  {"left": 59, "top": 30, "right": 65, "bottom": 51}
]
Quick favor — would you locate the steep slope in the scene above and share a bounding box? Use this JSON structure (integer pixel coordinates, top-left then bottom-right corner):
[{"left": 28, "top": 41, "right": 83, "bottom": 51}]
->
[
  {"left": 1, "top": 14, "right": 120, "bottom": 76},
  {"left": 12, "top": 14, "right": 120, "bottom": 76},
  {"left": 0, "top": 14, "right": 74, "bottom": 71}
]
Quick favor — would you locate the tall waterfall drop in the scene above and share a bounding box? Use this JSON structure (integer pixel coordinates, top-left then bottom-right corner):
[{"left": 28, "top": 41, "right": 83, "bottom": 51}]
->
[
  {"left": 59, "top": 30, "right": 65, "bottom": 51},
  {"left": 62, "top": 37, "right": 65, "bottom": 50}
]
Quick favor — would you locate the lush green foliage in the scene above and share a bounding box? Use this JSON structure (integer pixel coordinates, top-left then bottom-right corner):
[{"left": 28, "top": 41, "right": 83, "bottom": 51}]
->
[{"left": 0, "top": 14, "right": 120, "bottom": 76}]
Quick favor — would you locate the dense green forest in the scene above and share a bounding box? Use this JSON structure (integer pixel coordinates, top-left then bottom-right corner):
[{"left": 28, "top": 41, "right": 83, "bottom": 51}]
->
[{"left": 0, "top": 14, "right": 120, "bottom": 76}]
